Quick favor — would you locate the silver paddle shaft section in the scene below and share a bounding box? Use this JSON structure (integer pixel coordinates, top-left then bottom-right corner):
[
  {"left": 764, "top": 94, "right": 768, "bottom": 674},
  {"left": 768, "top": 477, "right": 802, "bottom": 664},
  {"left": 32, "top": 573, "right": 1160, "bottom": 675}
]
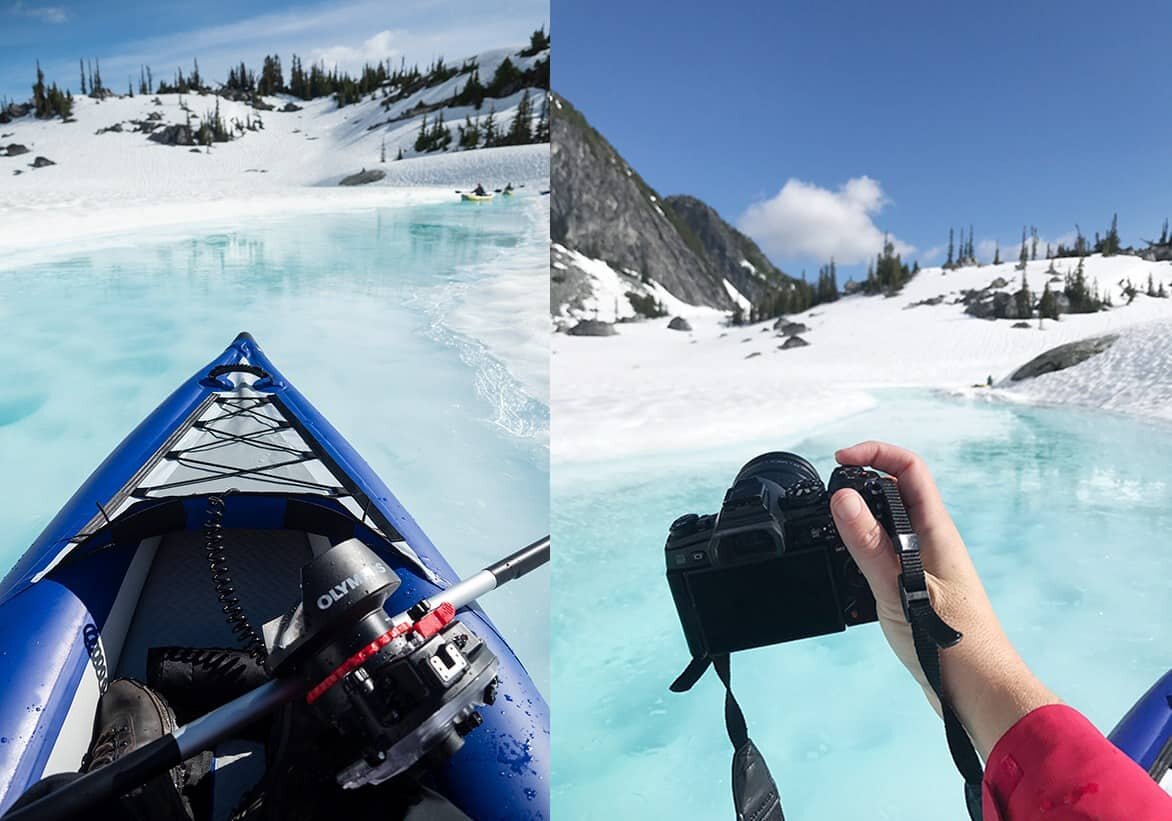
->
[
  {"left": 173, "top": 677, "right": 302, "bottom": 757},
  {"left": 390, "top": 535, "right": 551, "bottom": 628}
]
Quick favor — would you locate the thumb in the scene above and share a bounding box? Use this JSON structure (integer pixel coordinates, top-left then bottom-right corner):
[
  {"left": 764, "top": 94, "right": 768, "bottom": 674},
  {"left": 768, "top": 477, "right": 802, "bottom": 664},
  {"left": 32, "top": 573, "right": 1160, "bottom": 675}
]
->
[{"left": 830, "top": 488, "right": 901, "bottom": 607}]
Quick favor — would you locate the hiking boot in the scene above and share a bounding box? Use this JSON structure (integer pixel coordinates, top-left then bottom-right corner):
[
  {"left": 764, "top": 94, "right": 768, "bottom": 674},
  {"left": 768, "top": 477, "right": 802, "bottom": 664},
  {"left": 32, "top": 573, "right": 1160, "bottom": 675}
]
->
[{"left": 81, "top": 678, "right": 194, "bottom": 821}]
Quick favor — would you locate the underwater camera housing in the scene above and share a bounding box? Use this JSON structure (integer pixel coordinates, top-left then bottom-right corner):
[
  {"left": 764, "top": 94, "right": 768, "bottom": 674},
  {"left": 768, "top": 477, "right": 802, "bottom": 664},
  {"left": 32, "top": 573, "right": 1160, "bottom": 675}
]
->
[
  {"left": 264, "top": 538, "right": 499, "bottom": 789},
  {"left": 665, "top": 452, "right": 891, "bottom": 657}
]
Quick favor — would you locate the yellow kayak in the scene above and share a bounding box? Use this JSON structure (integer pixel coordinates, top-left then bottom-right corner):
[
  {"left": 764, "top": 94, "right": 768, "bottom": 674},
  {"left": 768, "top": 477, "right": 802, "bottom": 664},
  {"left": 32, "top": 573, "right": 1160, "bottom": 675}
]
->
[{"left": 461, "top": 192, "right": 494, "bottom": 202}]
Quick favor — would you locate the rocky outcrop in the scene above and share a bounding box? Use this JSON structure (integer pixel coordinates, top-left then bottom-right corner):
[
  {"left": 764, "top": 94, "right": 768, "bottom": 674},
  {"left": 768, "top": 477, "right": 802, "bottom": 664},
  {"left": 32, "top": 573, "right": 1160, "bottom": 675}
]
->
[
  {"left": 280, "top": 102, "right": 303, "bottom": 113},
  {"left": 149, "top": 125, "right": 197, "bottom": 146},
  {"left": 566, "top": 319, "right": 617, "bottom": 337},
  {"left": 1009, "top": 335, "right": 1118, "bottom": 381},
  {"left": 4, "top": 144, "right": 29, "bottom": 157},
  {"left": 552, "top": 94, "right": 731, "bottom": 309},
  {"left": 780, "top": 336, "right": 810, "bottom": 349},
  {"left": 963, "top": 289, "right": 1031, "bottom": 320},
  {"left": 31, "top": 156, "right": 55, "bottom": 168},
  {"left": 775, "top": 320, "right": 808, "bottom": 336},
  {"left": 664, "top": 194, "right": 801, "bottom": 306},
  {"left": 667, "top": 316, "right": 692, "bottom": 331},
  {"left": 339, "top": 168, "right": 386, "bottom": 186}
]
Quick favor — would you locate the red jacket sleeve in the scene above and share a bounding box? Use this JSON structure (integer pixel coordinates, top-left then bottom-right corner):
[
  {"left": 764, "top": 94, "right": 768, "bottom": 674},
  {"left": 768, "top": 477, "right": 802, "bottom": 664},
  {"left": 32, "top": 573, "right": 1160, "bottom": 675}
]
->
[{"left": 982, "top": 703, "right": 1172, "bottom": 820}]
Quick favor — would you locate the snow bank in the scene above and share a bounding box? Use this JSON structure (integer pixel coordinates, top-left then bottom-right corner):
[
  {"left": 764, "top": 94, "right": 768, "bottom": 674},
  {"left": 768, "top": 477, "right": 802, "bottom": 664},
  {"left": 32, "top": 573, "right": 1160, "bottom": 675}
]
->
[{"left": 553, "top": 253, "right": 1172, "bottom": 463}]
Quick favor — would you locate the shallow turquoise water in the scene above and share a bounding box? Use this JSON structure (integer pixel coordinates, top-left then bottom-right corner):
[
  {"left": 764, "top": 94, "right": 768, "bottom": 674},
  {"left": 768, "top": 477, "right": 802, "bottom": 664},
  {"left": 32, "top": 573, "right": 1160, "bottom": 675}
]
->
[
  {"left": 0, "top": 197, "right": 550, "bottom": 694},
  {"left": 552, "top": 393, "right": 1172, "bottom": 819}
]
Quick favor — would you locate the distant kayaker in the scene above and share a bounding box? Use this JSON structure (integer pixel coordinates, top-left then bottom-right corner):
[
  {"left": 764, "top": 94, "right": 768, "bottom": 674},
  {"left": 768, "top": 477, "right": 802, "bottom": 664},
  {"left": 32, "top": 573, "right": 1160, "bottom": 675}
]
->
[
  {"left": 829, "top": 440, "right": 1172, "bottom": 820},
  {"left": 472, "top": 183, "right": 487, "bottom": 196}
]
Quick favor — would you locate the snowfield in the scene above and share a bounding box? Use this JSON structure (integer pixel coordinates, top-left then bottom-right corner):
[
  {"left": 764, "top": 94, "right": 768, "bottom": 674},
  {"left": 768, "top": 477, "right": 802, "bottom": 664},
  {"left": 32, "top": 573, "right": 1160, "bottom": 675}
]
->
[
  {"left": 0, "top": 45, "right": 549, "bottom": 258},
  {"left": 552, "top": 252, "right": 1172, "bottom": 463}
]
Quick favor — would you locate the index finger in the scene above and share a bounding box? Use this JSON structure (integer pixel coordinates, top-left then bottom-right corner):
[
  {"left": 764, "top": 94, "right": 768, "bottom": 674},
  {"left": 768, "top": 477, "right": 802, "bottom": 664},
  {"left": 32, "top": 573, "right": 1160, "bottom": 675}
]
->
[{"left": 834, "top": 441, "right": 950, "bottom": 534}]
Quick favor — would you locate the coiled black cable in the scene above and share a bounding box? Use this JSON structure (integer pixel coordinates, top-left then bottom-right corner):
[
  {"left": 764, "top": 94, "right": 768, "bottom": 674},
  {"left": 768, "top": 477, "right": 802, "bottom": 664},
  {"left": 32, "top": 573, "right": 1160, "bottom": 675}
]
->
[{"left": 204, "top": 494, "right": 268, "bottom": 664}]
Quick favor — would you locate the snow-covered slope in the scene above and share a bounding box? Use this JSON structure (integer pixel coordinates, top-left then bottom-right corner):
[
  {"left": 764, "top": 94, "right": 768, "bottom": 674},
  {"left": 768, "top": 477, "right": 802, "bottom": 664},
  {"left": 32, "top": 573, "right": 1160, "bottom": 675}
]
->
[
  {"left": 552, "top": 253, "right": 1172, "bottom": 462},
  {"left": 0, "top": 45, "right": 549, "bottom": 255}
]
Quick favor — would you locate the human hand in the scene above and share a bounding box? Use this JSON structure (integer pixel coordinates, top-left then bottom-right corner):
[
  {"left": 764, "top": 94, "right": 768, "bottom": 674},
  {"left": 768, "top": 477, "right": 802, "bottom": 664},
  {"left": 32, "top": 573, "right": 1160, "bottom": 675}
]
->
[{"left": 828, "top": 441, "right": 1059, "bottom": 758}]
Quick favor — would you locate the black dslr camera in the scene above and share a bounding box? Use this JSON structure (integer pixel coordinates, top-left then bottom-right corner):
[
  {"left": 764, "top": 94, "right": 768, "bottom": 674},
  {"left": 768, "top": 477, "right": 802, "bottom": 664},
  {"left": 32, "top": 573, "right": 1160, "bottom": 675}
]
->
[{"left": 665, "top": 452, "right": 898, "bottom": 658}]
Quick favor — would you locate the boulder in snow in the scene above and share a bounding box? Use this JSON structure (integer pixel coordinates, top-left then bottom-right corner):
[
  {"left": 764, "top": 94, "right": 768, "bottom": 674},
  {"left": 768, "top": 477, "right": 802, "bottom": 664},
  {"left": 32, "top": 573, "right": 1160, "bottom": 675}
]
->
[
  {"left": 745, "top": 351, "right": 761, "bottom": 359},
  {"left": 780, "top": 335, "right": 810, "bottom": 350},
  {"left": 989, "top": 277, "right": 1009, "bottom": 289},
  {"left": 667, "top": 316, "right": 692, "bottom": 331},
  {"left": 5, "top": 144, "right": 29, "bottom": 157},
  {"left": 1012, "top": 322, "right": 1032, "bottom": 329},
  {"left": 339, "top": 168, "right": 386, "bottom": 186},
  {"left": 30, "top": 156, "right": 55, "bottom": 168},
  {"left": 280, "top": 102, "right": 303, "bottom": 113},
  {"left": 775, "top": 320, "right": 809, "bottom": 336},
  {"left": 1009, "top": 334, "right": 1118, "bottom": 381},
  {"left": 251, "top": 98, "right": 275, "bottom": 111},
  {"left": 566, "top": 319, "right": 617, "bottom": 337}
]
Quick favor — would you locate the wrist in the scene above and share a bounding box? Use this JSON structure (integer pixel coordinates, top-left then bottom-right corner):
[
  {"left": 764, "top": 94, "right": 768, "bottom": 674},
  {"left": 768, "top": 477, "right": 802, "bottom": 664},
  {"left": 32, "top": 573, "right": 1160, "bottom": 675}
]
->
[{"left": 944, "top": 637, "right": 1059, "bottom": 758}]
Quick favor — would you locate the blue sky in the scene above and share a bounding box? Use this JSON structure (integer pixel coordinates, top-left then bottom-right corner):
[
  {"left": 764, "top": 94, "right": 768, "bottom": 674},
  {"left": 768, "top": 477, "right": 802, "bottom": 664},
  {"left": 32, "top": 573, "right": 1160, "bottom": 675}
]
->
[
  {"left": 1, "top": 0, "right": 546, "bottom": 106},
  {"left": 555, "top": 0, "right": 1172, "bottom": 277}
]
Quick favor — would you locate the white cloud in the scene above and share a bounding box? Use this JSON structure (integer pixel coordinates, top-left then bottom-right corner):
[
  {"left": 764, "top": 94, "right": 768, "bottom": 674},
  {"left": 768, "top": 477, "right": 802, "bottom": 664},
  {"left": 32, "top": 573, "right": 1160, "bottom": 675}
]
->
[
  {"left": 9, "top": 1, "right": 68, "bottom": 23},
  {"left": 311, "top": 30, "right": 402, "bottom": 72},
  {"left": 737, "top": 176, "right": 914, "bottom": 265}
]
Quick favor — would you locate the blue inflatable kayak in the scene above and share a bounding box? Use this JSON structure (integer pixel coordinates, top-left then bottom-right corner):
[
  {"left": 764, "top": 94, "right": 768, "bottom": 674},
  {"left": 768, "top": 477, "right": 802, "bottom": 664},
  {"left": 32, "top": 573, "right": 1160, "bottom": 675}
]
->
[
  {"left": 1110, "top": 669, "right": 1172, "bottom": 793},
  {"left": 0, "top": 333, "right": 548, "bottom": 819}
]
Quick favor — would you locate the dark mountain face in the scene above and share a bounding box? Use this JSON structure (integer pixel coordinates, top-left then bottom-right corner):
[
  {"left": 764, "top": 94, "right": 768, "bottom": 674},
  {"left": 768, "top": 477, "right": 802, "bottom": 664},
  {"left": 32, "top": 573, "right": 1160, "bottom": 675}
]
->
[
  {"left": 551, "top": 94, "right": 731, "bottom": 309},
  {"left": 551, "top": 93, "right": 801, "bottom": 318},
  {"left": 663, "top": 195, "right": 797, "bottom": 306}
]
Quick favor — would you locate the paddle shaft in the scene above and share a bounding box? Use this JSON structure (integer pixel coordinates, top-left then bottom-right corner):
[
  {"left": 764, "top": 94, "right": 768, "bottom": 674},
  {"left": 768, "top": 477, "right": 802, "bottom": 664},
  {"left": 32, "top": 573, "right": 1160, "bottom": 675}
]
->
[{"left": 6, "top": 536, "right": 550, "bottom": 821}]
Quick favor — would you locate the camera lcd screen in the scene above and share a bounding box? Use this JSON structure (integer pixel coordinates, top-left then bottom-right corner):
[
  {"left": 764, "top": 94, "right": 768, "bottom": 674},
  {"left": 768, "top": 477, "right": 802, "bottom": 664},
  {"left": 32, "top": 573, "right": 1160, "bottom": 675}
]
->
[{"left": 686, "top": 550, "right": 845, "bottom": 654}]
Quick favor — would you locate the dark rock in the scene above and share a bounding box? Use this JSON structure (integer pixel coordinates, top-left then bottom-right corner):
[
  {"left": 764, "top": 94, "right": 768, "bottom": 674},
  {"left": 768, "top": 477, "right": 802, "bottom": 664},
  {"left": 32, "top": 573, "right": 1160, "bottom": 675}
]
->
[
  {"left": 745, "top": 351, "right": 762, "bottom": 359},
  {"left": 3, "top": 103, "right": 31, "bottom": 120},
  {"left": 1011, "top": 322, "right": 1032, "bottom": 329},
  {"left": 280, "top": 102, "right": 303, "bottom": 113},
  {"left": 780, "top": 335, "right": 810, "bottom": 349},
  {"left": 566, "top": 319, "right": 617, "bottom": 337},
  {"left": 96, "top": 123, "right": 124, "bottom": 134},
  {"left": 774, "top": 319, "right": 808, "bottom": 336},
  {"left": 189, "top": 148, "right": 202, "bottom": 153},
  {"left": 906, "top": 294, "right": 945, "bottom": 308},
  {"left": 1049, "top": 275, "right": 1062, "bottom": 283},
  {"left": 5, "top": 144, "right": 29, "bottom": 156},
  {"left": 1009, "top": 335, "right": 1118, "bottom": 381},
  {"left": 989, "top": 277, "right": 1009, "bottom": 289},
  {"left": 667, "top": 316, "right": 692, "bottom": 331},
  {"left": 12, "top": 169, "right": 21, "bottom": 175},
  {"left": 252, "top": 98, "right": 274, "bottom": 111},
  {"left": 966, "top": 290, "right": 1031, "bottom": 320},
  {"left": 30, "top": 156, "right": 55, "bottom": 168},
  {"left": 147, "top": 111, "right": 163, "bottom": 121},
  {"left": 149, "top": 124, "right": 197, "bottom": 146},
  {"left": 339, "top": 168, "right": 386, "bottom": 186}
]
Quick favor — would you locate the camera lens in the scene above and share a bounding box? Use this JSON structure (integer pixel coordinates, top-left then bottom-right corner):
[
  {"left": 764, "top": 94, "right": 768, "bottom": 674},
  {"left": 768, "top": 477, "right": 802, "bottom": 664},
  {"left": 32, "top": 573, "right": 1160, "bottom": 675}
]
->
[{"left": 734, "top": 452, "right": 823, "bottom": 492}]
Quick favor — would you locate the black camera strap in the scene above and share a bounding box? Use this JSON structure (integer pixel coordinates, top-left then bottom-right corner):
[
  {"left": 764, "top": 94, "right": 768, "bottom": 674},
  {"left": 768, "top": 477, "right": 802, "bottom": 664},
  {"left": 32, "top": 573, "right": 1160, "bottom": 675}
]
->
[
  {"left": 881, "top": 483, "right": 984, "bottom": 821},
  {"left": 672, "top": 655, "right": 784, "bottom": 821}
]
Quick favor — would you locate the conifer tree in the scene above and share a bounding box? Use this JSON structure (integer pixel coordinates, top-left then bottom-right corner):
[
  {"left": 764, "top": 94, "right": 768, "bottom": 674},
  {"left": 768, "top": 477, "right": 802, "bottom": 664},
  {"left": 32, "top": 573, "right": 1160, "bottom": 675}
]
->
[
  {"left": 80, "top": 59, "right": 87, "bottom": 95},
  {"left": 32, "top": 61, "right": 47, "bottom": 118},
  {"left": 93, "top": 58, "right": 103, "bottom": 96},
  {"left": 993, "top": 242, "right": 1001, "bottom": 266},
  {"left": 1017, "top": 226, "right": 1029, "bottom": 271},
  {"left": 946, "top": 227, "right": 954, "bottom": 268},
  {"left": 1014, "top": 271, "right": 1032, "bottom": 318},
  {"left": 1039, "top": 280, "right": 1059, "bottom": 320}
]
